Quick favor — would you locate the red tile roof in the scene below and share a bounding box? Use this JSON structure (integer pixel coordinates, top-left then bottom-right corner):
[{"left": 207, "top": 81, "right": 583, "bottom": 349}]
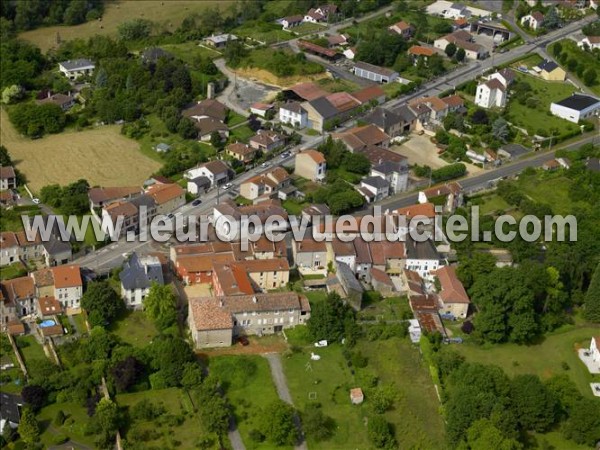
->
[
  {"left": 434, "top": 266, "right": 470, "bottom": 304},
  {"left": 51, "top": 265, "right": 82, "bottom": 288}
]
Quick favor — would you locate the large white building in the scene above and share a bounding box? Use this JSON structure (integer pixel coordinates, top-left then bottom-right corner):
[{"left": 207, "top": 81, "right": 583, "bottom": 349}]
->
[
  {"left": 475, "top": 78, "right": 507, "bottom": 109},
  {"left": 279, "top": 102, "right": 308, "bottom": 128},
  {"left": 550, "top": 94, "right": 600, "bottom": 123}
]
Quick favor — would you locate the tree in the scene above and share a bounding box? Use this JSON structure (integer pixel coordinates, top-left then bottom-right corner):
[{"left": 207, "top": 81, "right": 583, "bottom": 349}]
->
[
  {"left": 301, "top": 403, "right": 335, "bottom": 442},
  {"left": 181, "top": 362, "right": 204, "bottom": 390},
  {"left": 431, "top": 163, "right": 466, "bottom": 182},
  {"left": 369, "top": 384, "right": 397, "bottom": 413},
  {"left": 146, "top": 335, "right": 194, "bottom": 387},
  {"left": 81, "top": 281, "right": 123, "bottom": 327},
  {"left": 83, "top": 327, "right": 117, "bottom": 362},
  {"left": 542, "top": 7, "right": 561, "bottom": 30},
  {"left": 563, "top": 398, "right": 600, "bottom": 446},
  {"left": 343, "top": 152, "right": 370, "bottom": 174},
  {"left": 91, "top": 398, "right": 120, "bottom": 448},
  {"left": 471, "top": 108, "right": 488, "bottom": 125},
  {"left": 455, "top": 48, "right": 466, "bottom": 62},
  {"left": 584, "top": 263, "right": 600, "bottom": 322},
  {"left": 510, "top": 375, "right": 557, "bottom": 432},
  {"left": 457, "top": 252, "right": 496, "bottom": 290},
  {"left": 143, "top": 283, "right": 178, "bottom": 331},
  {"left": 465, "top": 419, "right": 523, "bottom": 450},
  {"left": 492, "top": 118, "right": 510, "bottom": 142},
  {"left": 583, "top": 68, "right": 597, "bottom": 87},
  {"left": 196, "top": 383, "right": 230, "bottom": 439},
  {"left": 307, "top": 292, "right": 355, "bottom": 342},
  {"left": 110, "top": 356, "right": 144, "bottom": 393},
  {"left": 21, "top": 384, "right": 46, "bottom": 411},
  {"left": 17, "top": 407, "right": 39, "bottom": 445},
  {"left": 552, "top": 41, "right": 562, "bottom": 57},
  {"left": 445, "top": 42, "right": 457, "bottom": 57},
  {"left": 117, "top": 18, "right": 152, "bottom": 40},
  {"left": 1, "top": 84, "right": 24, "bottom": 104},
  {"left": 367, "top": 415, "right": 396, "bottom": 448},
  {"left": 259, "top": 400, "right": 298, "bottom": 446},
  {"left": 210, "top": 131, "right": 224, "bottom": 151}
]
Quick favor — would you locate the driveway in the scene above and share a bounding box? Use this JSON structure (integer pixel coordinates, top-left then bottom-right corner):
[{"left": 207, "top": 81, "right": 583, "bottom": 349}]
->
[
  {"left": 264, "top": 353, "right": 308, "bottom": 450},
  {"left": 393, "top": 134, "right": 448, "bottom": 169}
]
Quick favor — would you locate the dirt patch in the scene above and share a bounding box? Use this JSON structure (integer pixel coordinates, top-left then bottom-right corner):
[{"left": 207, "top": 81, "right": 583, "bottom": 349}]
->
[
  {"left": 0, "top": 109, "right": 161, "bottom": 193},
  {"left": 234, "top": 67, "right": 330, "bottom": 89},
  {"left": 19, "top": 0, "right": 224, "bottom": 53},
  {"left": 197, "top": 336, "right": 288, "bottom": 357}
]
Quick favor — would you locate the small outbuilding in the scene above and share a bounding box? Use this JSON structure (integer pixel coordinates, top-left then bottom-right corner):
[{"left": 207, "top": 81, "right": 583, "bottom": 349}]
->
[{"left": 350, "top": 387, "right": 364, "bottom": 405}]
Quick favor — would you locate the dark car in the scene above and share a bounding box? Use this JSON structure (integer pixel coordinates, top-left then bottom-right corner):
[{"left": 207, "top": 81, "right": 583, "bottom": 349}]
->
[
  {"left": 238, "top": 336, "right": 249, "bottom": 346},
  {"left": 192, "top": 199, "right": 202, "bottom": 206}
]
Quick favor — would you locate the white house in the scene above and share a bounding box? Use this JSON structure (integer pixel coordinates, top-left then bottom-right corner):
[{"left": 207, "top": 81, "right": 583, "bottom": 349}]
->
[
  {"left": 370, "top": 161, "right": 409, "bottom": 193},
  {"left": 475, "top": 78, "right": 507, "bottom": 109},
  {"left": 58, "top": 59, "right": 95, "bottom": 80},
  {"left": 119, "top": 252, "right": 164, "bottom": 308},
  {"left": 343, "top": 47, "right": 357, "bottom": 60},
  {"left": 404, "top": 238, "right": 441, "bottom": 280},
  {"left": 550, "top": 94, "right": 600, "bottom": 123},
  {"left": 578, "top": 35, "right": 600, "bottom": 51},
  {"left": 185, "top": 160, "right": 232, "bottom": 193},
  {"left": 359, "top": 177, "right": 390, "bottom": 203},
  {"left": 279, "top": 102, "right": 308, "bottom": 128},
  {"left": 52, "top": 265, "right": 82, "bottom": 309},
  {"left": 281, "top": 15, "right": 303, "bottom": 29},
  {"left": 488, "top": 68, "right": 515, "bottom": 88},
  {"left": 353, "top": 61, "right": 399, "bottom": 84},
  {"left": 520, "top": 11, "right": 544, "bottom": 30}
]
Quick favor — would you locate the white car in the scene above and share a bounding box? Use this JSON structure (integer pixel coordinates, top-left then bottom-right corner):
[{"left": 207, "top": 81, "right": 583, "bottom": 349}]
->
[
  {"left": 223, "top": 183, "right": 232, "bottom": 190},
  {"left": 314, "top": 340, "right": 328, "bottom": 348},
  {"left": 32, "top": 198, "right": 40, "bottom": 204}
]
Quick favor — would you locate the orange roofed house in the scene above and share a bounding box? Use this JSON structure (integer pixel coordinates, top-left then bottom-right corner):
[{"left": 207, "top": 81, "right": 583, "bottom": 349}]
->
[
  {"left": 294, "top": 150, "right": 326, "bottom": 182},
  {"left": 52, "top": 265, "right": 83, "bottom": 310},
  {"left": 434, "top": 265, "right": 470, "bottom": 319},
  {"left": 188, "top": 292, "right": 311, "bottom": 348}
]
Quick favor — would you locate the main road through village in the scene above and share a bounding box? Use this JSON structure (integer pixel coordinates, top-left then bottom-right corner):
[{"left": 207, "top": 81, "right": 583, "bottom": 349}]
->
[{"left": 73, "top": 13, "right": 598, "bottom": 273}]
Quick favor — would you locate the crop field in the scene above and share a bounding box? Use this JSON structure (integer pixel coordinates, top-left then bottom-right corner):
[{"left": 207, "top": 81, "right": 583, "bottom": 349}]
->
[
  {"left": 19, "top": 0, "right": 224, "bottom": 52},
  {"left": 0, "top": 109, "right": 161, "bottom": 193}
]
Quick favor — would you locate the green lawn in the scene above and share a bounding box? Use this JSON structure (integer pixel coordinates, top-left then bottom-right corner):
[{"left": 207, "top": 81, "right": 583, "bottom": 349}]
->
[
  {"left": 209, "top": 355, "right": 283, "bottom": 450},
  {"left": 505, "top": 73, "right": 579, "bottom": 137},
  {"left": 358, "top": 296, "right": 412, "bottom": 322},
  {"left": 0, "top": 205, "right": 42, "bottom": 232},
  {"left": 16, "top": 335, "right": 46, "bottom": 361},
  {"left": 233, "top": 20, "right": 293, "bottom": 45},
  {"left": 229, "top": 124, "right": 255, "bottom": 143},
  {"left": 160, "top": 42, "right": 222, "bottom": 62},
  {"left": 450, "top": 325, "right": 600, "bottom": 398},
  {"left": 109, "top": 310, "right": 157, "bottom": 348},
  {"left": 549, "top": 39, "right": 600, "bottom": 96},
  {"left": 357, "top": 339, "right": 448, "bottom": 449},
  {"left": 116, "top": 387, "right": 213, "bottom": 449},
  {"left": 291, "top": 22, "right": 327, "bottom": 36},
  {"left": 38, "top": 401, "right": 96, "bottom": 448},
  {"left": 473, "top": 193, "right": 512, "bottom": 215},
  {"left": 227, "top": 112, "right": 248, "bottom": 127},
  {"left": 316, "top": 77, "right": 360, "bottom": 93},
  {"left": 71, "top": 313, "right": 88, "bottom": 335},
  {"left": 0, "top": 262, "right": 27, "bottom": 280},
  {"left": 283, "top": 344, "right": 371, "bottom": 449},
  {"left": 514, "top": 172, "right": 579, "bottom": 215},
  {"left": 282, "top": 199, "right": 307, "bottom": 215}
]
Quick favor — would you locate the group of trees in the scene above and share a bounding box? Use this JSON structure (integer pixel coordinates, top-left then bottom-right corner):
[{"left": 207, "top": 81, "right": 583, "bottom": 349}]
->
[
  {"left": 40, "top": 178, "right": 90, "bottom": 215},
  {"left": 434, "top": 347, "right": 600, "bottom": 448},
  {"left": 0, "top": 0, "right": 105, "bottom": 33},
  {"left": 552, "top": 41, "right": 598, "bottom": 87},
  {"left": 9, "top": 102, "right": 66, "bottom": 137},
  {"left": 310, "top": 179, "right": 365, "bottom": 215}
]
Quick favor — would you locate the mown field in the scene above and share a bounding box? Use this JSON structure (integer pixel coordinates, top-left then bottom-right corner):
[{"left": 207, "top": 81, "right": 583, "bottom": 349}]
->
[
  {"left": 19, "top": 0, "right": 224, "bottom": 53},
  {"left": 0, "top": 109, "right": 161, "bottom": 192}
]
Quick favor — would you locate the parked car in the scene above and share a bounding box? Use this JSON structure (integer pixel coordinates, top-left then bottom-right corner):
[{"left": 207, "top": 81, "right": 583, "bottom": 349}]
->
[
  {"left": 32, "top": 198, "right": 40, "bottom": 204},
  {"left": 223, "top": 183, "right": 232, "bottom": 190},
  {"left": 192, "top": 199, "right": 202, "bottom": 206}
]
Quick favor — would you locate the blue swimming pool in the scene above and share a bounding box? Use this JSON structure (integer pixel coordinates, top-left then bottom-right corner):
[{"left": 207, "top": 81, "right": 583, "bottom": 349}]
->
[{"left": 39, "top": 319, "right": 56, "bottom": 328}]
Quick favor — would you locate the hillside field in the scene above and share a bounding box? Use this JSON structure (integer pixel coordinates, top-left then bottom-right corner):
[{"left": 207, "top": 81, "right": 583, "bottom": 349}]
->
[
  {"left": 0, "top": 109, "right": 161, "bottom": 192},
  {"left": 19, "top": 0, "right": 224, "bottom": 53}
]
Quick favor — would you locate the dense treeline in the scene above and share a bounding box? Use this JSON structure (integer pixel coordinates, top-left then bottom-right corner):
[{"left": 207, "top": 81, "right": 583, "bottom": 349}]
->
[
  {"left": 428, "top": 343, "right": 600, "bottom": 448},
  {"left": 455, "top": 144, "right": 600, "bottom": 345},
  {"left": 0, "top": 0, "right": 105, "bottom": 33}
]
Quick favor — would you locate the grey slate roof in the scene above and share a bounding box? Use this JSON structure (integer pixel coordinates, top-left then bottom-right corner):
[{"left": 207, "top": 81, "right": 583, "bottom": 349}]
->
[
  {"left": 0, "top": 392, "right": 22, "bottom": 426},
  {"left": 394, "top": 104, "right": 417, "bottom": 123},
  {"left": 190, "top": 176, "right": 211, "bottom": 188},
  {"left": 554, "top": 94, "right": 600, "bottom": 111},
  {"left": 500, "top": 143, "right": 530, "bottom": 158},
  {"left": 406, "top": 238, "right": 440, "bottom": 261},
  {"left": 361, "top": 176, "right": 390, "bottom": 189},
  {"left": 308, "top": 97, "right": 338, "bottom": 119},
  {"left": 364, "top": 107, "right": 401, "bottom": 130},
  {"left": 336, "top": 261, "right": 364, "bottom": 294},
  {"left": 119, "top": 252, "right": 164, "bottom": 291},
  {"left": 42, "top": 236, "right": 71, "bottom": 256},
  {"left": 59, "top": 59, "right": 94, "bottom": 71},
  {"left": 130, "top": 194, "right": 156, "bottom": 209},
  {"left": 372, "top": 161, "right": 405, "bottom": 175},
  {"left": 538, "top": 59, "right": 559, "bottom": 73}
]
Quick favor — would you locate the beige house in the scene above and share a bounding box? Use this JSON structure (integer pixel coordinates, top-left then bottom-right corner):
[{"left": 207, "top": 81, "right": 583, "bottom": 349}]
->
[
  {"left": 239, "top": 167, "right": 291, "bottom": 201},
  {"left": 434, "top": 265, "right": 470, "bottom": 319},
  {"left": 226, "top": 143, "right": 257, "bottom": 164},
  {"left": 237, "top": 258, "right": 290, "bottom": 291},
  {"left": 188, "top": 292, "right": 311, "bottom": 348},
  {"left": 146, "top": 183, "right": 186, "bottom": 216},
  {"left": 537, "top": 60, "right": 566, "bottom": 82},
  {"left": 294, "top": 150, "right": 326, "bottom": 182}
]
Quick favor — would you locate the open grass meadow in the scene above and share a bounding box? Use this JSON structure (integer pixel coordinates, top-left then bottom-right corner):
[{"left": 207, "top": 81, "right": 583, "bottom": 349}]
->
[
  {"left": 116, "top": 387, "right": 214, "bottom": 449},
  {"left": 449, "top": 324, "right": 600, "bottom": 399},
  {"left": 38, "top": 401, "right": 96, "bottom": 448},
  {"left": 109, "top": 310, "right": 157, "bottom": 348},
  {"left": 282, "top": 339, "right": 446, "bottom": 449},
  {"left": 208, "top": 355, "right": 284, "bottom": 450},
  {"left": 504, "top": 73, "right": 579, "bottom": 137},
  {"left": 0, "top": 109, "right": 161, "bottom": 193},
  {"left": 19, "top": 1, "right": 225, "bottom": 53}
]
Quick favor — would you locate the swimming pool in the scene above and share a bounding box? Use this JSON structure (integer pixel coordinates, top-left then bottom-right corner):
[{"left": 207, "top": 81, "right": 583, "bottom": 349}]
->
[{"left": 39, "top": 319, "right": 56, "bottom": 328}]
